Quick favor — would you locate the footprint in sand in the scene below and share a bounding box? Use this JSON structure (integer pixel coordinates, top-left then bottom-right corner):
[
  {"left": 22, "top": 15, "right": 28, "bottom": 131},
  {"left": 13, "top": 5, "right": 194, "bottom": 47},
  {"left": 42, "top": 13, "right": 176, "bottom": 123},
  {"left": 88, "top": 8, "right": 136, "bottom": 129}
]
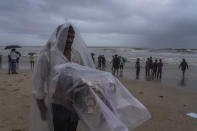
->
[
  {"left": 27, "top": 76, "right": 32, "bottom": 79},
  {"left": 7, "top": 84, "right": 12, "bottom": 86},
  {"left": 23, "top": 105, "right": 30, "bottom": 108},
  {"left": 1, "top": 119, "right": 8, "bottom": 122},
  {"left": 12, "top": 88, "right": 20, "bottom": 92},
  {"left": 18, "top": 79, "right": 24, "bottom": 83},
  {"left": 139, "top": 91, "right": 144, "bottom": 95},
  {"left": 0, "top": 125, "right": 5, "bottom": 128},
  {"left": 2, "top": 81, "right": 8, "bottom": 83},
  {"left": 21, "top": 94, "right": 29, "bottom": 97},
  {"left": 17, "top": 116, "right": 24, "bottom": 120},
  {"left": 0, "top": 87, "right": 6, "bottom": 91},
  {"left": 11, "top": 129, "right": 24, "bottom": 131},
  {"left": 159, "top": 95, "right": 164, "bottom": 98}
]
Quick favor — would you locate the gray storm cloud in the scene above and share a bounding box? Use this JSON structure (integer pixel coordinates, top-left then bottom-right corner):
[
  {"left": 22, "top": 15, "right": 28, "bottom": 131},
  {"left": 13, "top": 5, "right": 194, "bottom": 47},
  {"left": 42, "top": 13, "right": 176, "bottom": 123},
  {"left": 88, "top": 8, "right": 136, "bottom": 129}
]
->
[{"left": 0, "top": 0, "right": 197, "bottom": 48}]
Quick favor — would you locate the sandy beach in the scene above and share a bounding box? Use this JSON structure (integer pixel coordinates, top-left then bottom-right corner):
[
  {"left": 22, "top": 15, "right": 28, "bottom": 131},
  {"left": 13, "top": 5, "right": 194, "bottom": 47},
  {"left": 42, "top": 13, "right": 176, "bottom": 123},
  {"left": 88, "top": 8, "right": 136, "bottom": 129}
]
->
[{"left": 0, "top": 69, "right": 197, "bottom": 131}]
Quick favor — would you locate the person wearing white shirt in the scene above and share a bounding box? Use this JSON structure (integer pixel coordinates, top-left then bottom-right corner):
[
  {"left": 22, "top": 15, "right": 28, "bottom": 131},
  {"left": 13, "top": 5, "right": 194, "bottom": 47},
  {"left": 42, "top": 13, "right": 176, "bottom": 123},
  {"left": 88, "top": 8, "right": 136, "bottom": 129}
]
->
[{"left": 10, "top": 48, "right": 18, "bottom": 74}]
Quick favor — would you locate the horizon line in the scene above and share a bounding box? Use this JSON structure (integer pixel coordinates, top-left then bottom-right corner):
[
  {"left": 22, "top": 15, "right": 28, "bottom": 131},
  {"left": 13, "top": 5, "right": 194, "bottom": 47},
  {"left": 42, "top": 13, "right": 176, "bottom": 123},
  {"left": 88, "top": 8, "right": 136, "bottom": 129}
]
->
[{"left": 0, "top": 45, "right": 197, "bottom": 50}]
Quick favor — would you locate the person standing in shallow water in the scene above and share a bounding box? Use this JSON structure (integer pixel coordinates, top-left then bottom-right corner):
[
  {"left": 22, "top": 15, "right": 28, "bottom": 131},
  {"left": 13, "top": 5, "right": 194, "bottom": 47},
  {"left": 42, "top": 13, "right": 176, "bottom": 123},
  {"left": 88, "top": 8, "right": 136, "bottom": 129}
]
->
[
  {"left": 119, "top": 56, "right": 124, "bottom": 72},
  {"left": 152, "top": 59, "right": 158, "bottom": 79},
  {"left": 29, "top": 54, "right": 35, "bottom": 70},
  {"left": 111, "top": 55, "right": 115, "bottom": 72},
  {"left": 98, "top": 55, "right": 102, "bottom": 69},
  {"left": 113, "top": 54, "right": 120, "bottom": 76},
  {"left": 101, "top": 55, "right": 106, "bottom": 70},
  {"left": 179, "top": 58, "right": 189, "bottom": 77},
  {"left": 145, "top": 58, "right": 150, "bottom": 77},
  {"left": 149, "top": 56, "right": 153, "bottom": 74},
  {"left": 8, "top": 55, "right": 11, "bottom": 74},
  {"left": 135, "top": 58, "right": 140, "bottom": 79},
  {"left": 157, "top": 59, "right": 163, "bottom": 79}
]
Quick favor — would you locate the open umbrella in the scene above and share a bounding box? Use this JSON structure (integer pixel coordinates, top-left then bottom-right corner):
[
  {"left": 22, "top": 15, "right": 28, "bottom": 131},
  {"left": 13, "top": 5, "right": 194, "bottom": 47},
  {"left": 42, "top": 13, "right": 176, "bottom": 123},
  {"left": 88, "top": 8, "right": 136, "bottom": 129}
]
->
[
  {"left": 5, "top": 45, "right": 22, "bottom": 49},
  {"left": 91, "top": 52, "right": 95, "bottom": 56},
  {"left": 28, "top": 52, "right": 36, "bottom": 55},
  {"left": 122, "top": 56, "right": 128, "bottom": 62}
]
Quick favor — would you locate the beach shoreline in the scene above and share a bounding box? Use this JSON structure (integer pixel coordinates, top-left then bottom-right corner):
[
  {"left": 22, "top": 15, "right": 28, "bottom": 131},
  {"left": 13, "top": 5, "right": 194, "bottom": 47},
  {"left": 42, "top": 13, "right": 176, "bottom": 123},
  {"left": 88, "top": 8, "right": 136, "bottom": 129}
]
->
[
  {"left": 1, "top": 60, "right": 197, "bottom": 93},
  {"left": 1, "top": 46, "right": 197, "bottom": 92}
]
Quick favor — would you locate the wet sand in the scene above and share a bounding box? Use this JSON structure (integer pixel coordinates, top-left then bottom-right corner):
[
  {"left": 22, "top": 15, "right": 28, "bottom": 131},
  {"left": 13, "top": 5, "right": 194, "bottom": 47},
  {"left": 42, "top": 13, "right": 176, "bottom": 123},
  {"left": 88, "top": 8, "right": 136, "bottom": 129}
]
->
[{"left": 0, "top": 69, "right": 197, "bottom": 131}]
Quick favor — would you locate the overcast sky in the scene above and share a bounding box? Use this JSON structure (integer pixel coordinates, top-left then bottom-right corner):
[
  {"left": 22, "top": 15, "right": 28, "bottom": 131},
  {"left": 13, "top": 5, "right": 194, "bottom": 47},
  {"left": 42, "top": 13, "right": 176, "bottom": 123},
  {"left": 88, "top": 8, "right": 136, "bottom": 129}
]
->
[{"left": 1, "top": 0, "right": 197, "bottom": 48}]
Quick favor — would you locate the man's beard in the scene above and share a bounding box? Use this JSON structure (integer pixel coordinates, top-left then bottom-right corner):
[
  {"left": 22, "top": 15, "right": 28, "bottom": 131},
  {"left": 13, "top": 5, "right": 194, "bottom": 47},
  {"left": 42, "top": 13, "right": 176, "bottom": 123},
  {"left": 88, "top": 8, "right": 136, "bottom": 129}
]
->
[{"left": 64, "top": 43, "right": 72, "bottom": 50}]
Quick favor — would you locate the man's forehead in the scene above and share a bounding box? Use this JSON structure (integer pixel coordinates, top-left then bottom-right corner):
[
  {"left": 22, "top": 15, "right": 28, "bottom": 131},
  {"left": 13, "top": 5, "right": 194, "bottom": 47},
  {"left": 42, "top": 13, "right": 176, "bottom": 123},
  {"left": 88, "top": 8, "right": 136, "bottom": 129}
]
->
[{"left": 68, "top": 25, "right": 75, "bottom": 33}]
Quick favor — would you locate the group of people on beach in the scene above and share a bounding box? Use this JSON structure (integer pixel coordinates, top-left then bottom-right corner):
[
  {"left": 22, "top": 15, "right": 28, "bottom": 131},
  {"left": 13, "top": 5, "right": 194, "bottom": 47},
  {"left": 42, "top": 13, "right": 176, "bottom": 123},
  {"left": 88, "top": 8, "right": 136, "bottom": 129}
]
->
[
  {"left": 97, "top": 55, "right": 106, "bottom": 70},
  {"left": 6, "top": 49, "right": 35, "bottom": 74},
  {"left": 111, "top": 55, "right": 125, "bottom": 76},
  {"left": 93, "top": 54, "right": 126, "bottom": 74},
  {"left": 140, "top": 57, "right": 188, "bottom": 79},
  {"left": 136, "top": 57, "right": 164, "bottom": 80},
  {"left": 109, "top": 55, "right": 164, "bottom": 79},
  {"left": 146, "top": 57, "right": 163, "bottom": 79},
  {"left": 94, "top": 54, "right": 189, "bottom": 80}
]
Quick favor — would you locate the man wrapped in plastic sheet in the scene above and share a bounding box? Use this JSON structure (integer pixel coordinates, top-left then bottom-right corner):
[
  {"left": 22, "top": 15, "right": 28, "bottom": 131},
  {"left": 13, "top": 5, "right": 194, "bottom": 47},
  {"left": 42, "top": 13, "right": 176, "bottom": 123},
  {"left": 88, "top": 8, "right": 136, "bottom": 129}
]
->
[
  {"left": 51, "top": 63, "right": 151, "bottom": 131},
  {"left": 30, "top": 23, "right": 95, "bottom": 131}
]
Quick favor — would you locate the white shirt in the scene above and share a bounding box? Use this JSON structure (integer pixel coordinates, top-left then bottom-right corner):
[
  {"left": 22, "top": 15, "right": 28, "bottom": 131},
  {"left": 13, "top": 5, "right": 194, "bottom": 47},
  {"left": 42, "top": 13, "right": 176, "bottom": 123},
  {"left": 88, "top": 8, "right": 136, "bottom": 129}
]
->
[{"left": 10, "top": 51, "right": 18, "bottom": 60}]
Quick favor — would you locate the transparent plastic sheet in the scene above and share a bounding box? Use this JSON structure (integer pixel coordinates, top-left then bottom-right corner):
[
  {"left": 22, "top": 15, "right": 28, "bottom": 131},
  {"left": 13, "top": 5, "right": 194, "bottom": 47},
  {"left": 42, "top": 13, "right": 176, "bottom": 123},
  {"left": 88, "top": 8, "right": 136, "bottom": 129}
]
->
[
  {"left": 30, "top": 23, "right": 95, "bottom": 131},
  {"left": 50, "top": 63, "right": 151, "bottom": 131}
]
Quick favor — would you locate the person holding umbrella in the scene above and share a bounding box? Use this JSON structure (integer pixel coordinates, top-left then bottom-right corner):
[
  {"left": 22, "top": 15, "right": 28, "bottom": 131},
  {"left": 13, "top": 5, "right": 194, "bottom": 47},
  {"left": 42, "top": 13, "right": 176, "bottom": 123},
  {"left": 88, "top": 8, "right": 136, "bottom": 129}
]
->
[
  {"left": 10, "top": 48, "right": 18, "bottom": 74},
  {"left": 16, "top": 51, "right": 21, "bottom": 68},
  {"left": 122, "top": 56, "right": 128, "bottom": 63},
  {"left": 5, "top": 45, "right": 22, "bottom": 74}
]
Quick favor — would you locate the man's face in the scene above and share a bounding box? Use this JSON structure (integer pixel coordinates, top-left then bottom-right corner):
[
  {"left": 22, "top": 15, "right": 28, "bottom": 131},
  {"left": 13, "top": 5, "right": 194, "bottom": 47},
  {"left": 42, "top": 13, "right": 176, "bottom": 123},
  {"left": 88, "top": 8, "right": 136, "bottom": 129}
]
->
[{"left": 65, "top": 32, "right": 75, "bottom": 49}]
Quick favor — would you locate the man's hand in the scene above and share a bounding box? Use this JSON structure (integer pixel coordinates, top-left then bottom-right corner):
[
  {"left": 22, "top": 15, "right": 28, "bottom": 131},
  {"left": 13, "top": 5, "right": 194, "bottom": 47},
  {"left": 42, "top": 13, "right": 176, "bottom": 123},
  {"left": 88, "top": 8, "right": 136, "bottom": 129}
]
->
[{"left": 36, "top": 99, "right": 48, "bottom": 121}]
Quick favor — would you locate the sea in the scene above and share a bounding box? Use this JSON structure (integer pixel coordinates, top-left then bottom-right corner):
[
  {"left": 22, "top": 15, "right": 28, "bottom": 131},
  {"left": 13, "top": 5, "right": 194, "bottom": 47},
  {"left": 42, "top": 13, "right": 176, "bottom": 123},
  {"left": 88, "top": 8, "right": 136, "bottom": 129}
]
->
[{"left": 0, "top": 46, "right": 197, "bottom": 92}]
